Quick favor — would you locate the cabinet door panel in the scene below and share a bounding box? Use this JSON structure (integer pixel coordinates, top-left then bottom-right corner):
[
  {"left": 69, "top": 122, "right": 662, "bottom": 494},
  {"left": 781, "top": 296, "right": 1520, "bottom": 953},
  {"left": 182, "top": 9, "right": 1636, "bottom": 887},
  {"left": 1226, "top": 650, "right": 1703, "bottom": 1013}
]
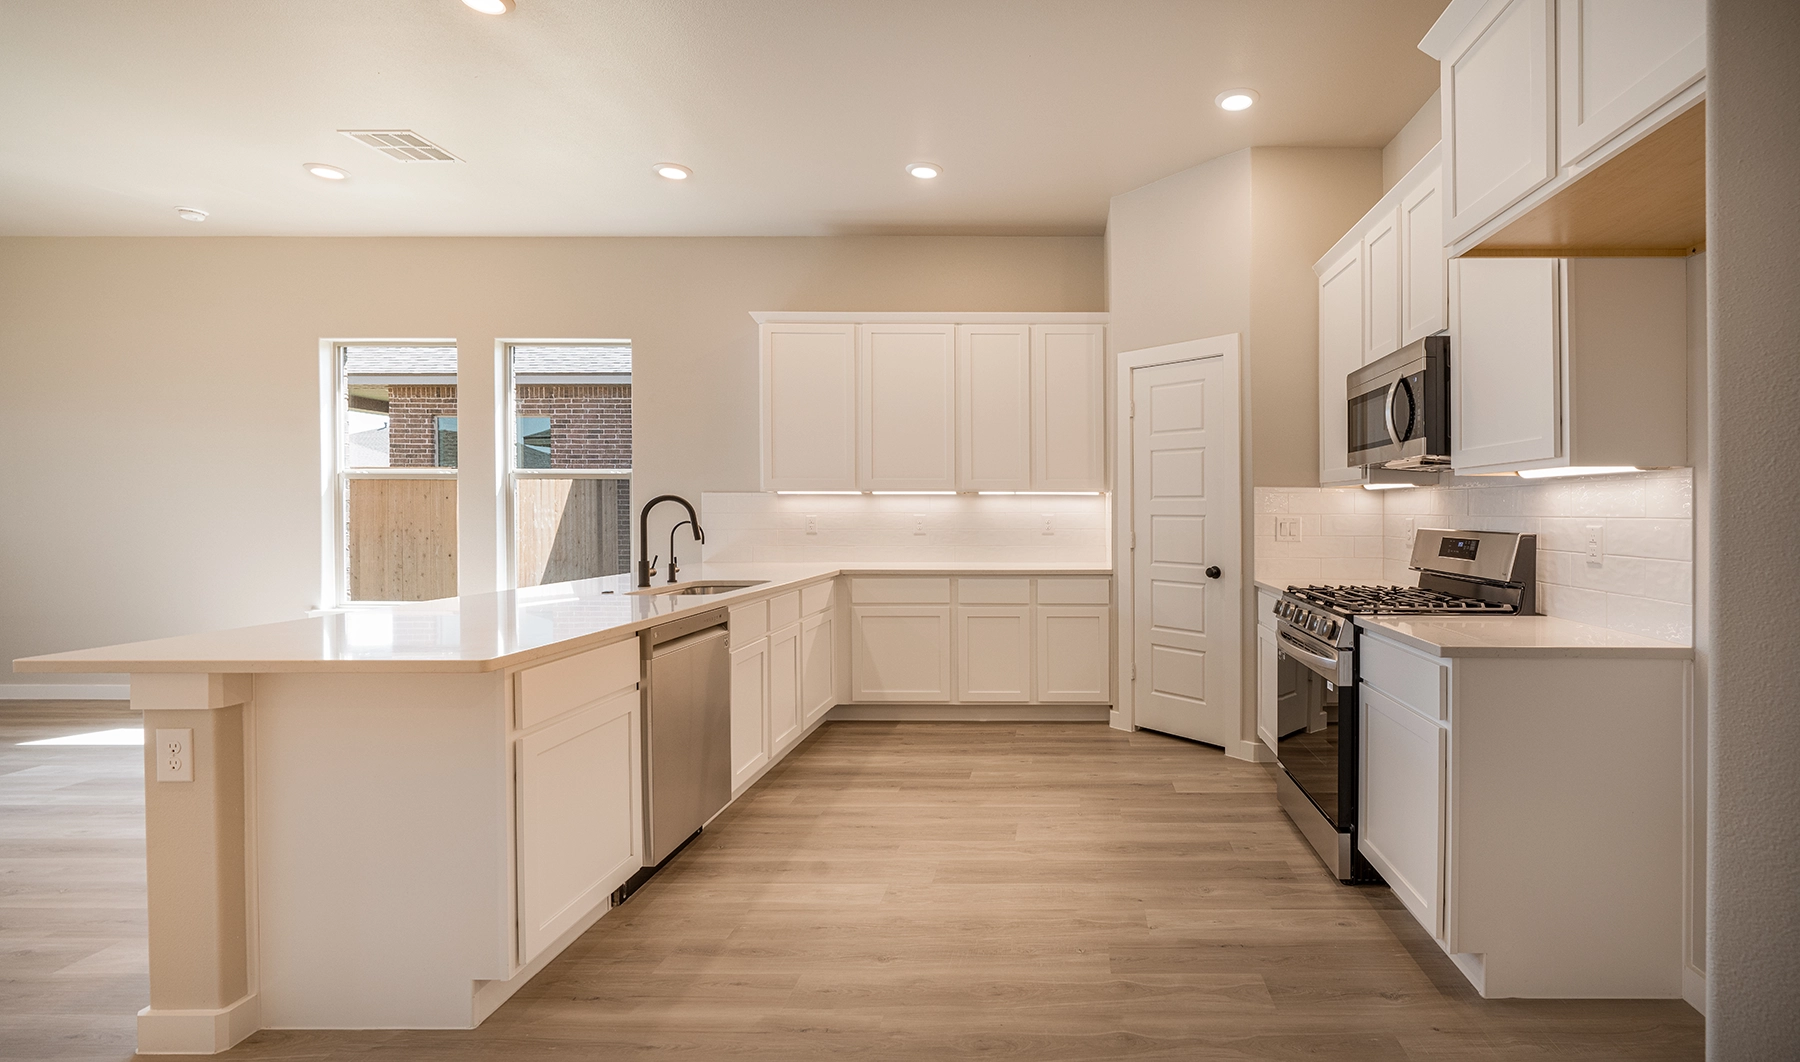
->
[
  {"left": 767, "top": 623, "right": 802, "bottom": 756},
  {"left": 1318, "top": 246, "right": 1364, "bottom": 485},
  {"left": 1444, "top": 0, "right": 1556, "bottom": 242},
  {"left": 957, "top": 325, "right": 1032, "bottom": 491},
  {"left": 762, "top": 324, "right": 856, "bottom": 490},
  {"left": 1359, "top": 683, "right": 1446, "bottom": 941},
  {"left": 516, "top": 688, "right": 640, "bottom": 963},
  {"left": 860, "top": 324, "right": 955, "bottom": 490},
  {"left": 1034, "top": 606, "right": 1110, "bottom": 703},
  {"left": 801, "top": 612, "right": 835, "bottom": 724},
  {"left": 729, "top": 638, "right": 769, "bottom": 791},
  {"left": 1400, "top": 168, "right": 1447, "bottom": 345},
  {"left": 1558, "top": 0, "right": 1705, "bottom": 166},
  {"left": 1450, "top": 257, "right": 1561, "bottom": 471},
  {"left": 1363, "top": 209, "right": 1402, "bottom": 361},
  {"left": 1031, "top": 325, "right": 1106, "bottom": 490},
  {"left": 956, "top": 607, "right": 1032, "bottom": 702},
  {"left": 1256, "top": 625, "right": 1279, "bottom": 752},
  {"left": 851, "top": 606, "right": 952, "bottom": 702}
]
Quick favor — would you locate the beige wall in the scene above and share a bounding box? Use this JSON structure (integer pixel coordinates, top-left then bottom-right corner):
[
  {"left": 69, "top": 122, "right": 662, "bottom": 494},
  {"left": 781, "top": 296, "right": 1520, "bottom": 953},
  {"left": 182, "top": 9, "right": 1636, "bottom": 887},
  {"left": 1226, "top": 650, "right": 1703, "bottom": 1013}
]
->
[
  {"left": 1382, "top": 90, "right": 1442, "bottom": 191},
  {"left": 0, "top": 236, "right": 1103, "bottom": 690}
]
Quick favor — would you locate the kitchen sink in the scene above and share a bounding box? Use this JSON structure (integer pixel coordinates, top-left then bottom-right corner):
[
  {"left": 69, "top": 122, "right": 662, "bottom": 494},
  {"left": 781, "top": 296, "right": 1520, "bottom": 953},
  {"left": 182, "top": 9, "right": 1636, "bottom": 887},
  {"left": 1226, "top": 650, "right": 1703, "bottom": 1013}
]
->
[{"left": 630, "top": 580, "right": 766, "bottom": 597}]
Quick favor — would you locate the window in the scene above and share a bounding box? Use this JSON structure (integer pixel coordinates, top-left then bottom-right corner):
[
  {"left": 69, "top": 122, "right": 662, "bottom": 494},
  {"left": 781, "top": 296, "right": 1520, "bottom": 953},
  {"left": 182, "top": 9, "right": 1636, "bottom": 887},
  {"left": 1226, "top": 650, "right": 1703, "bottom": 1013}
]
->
[
  {"left": 509, "top": 343, "right": 632, "bottom": 587},
  {"left": 337, "top": 344, "right": 458, "bottom": 603}
]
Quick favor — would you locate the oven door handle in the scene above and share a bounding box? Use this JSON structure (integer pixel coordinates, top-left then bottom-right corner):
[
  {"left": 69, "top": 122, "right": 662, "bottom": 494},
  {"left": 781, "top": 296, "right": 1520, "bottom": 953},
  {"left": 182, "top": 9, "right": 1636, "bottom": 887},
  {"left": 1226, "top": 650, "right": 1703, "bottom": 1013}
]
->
[{"left": 1278, "top": 630, "right": 1343, "bottom": 683}]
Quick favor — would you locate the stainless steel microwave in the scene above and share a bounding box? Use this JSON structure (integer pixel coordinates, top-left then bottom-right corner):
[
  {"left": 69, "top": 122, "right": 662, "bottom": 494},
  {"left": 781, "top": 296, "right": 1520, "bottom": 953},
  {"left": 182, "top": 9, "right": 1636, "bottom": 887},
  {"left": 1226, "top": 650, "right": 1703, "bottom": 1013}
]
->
[{"left": 1347, "top": 336, "right": 1450, "bottom": 470}]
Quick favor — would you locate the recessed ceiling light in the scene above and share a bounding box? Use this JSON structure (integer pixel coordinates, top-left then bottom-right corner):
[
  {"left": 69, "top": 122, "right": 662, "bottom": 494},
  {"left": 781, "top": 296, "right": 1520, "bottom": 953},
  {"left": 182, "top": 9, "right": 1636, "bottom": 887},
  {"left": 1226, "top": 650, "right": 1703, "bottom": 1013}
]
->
[
  {"left": 305, "top": 163, "right": 349, "bottom": 181},
  {"left": 175, "top": 207, "right": 208, "bottom": 222},
  {"left": 905, "top": 163, "right": 941, "bottom": 179},
  {"left": 1215, "top": 89, "right": 1259, "bottom": 112},
  {"left": 654, "top": 163, "right": 691, "bottom": 180},
  {"left": 461, "top": 0, "right": 515, "bottom": 13}
]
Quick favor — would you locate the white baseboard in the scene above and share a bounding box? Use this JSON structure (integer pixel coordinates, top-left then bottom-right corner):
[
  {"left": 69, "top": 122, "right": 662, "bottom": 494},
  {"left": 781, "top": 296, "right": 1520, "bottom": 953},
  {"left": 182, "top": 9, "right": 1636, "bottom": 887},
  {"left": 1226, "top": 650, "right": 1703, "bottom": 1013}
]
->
[
  {"left": 1229, "top": 738, "right": 1276, "bottom": 763},
  {"left": 0, "top": 683, "right": 130, "bottom": 701},
  {"left": 1681, "top": 963, "right": 1706, "bottom": 1015},
  {"left": 136, "top": 993, "right": 260, "bottom": 1055},
  {"left": 826, "top": 704, "right": 1110, "bottom": 722}
]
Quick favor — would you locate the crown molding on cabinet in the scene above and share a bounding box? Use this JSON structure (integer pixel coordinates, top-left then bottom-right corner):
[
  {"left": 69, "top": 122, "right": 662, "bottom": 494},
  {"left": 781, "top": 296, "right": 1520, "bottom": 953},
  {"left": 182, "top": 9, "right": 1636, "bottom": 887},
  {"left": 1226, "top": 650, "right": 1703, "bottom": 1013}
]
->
[{"left": 750, "top": 311, "right": 1108, "bottom": 325}]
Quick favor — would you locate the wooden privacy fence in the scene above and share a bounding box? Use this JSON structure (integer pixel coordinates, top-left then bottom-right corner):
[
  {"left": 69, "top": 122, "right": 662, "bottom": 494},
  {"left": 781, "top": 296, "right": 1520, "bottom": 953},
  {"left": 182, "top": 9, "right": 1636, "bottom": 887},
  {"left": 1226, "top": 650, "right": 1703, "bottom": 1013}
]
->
[
  {"left": 347, "top": 478, "right": 458, "bottom": 602},
  {"left": 517, "top": 477, "right": 628, "bottom": 587}
]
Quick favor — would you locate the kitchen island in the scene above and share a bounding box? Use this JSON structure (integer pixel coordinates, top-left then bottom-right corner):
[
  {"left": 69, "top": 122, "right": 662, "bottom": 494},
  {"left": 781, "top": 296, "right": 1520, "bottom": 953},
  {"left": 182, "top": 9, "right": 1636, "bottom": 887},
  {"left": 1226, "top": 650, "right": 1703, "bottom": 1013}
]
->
[{"left": 13, "top": 562, "right": 1111, "bottom": 1054}]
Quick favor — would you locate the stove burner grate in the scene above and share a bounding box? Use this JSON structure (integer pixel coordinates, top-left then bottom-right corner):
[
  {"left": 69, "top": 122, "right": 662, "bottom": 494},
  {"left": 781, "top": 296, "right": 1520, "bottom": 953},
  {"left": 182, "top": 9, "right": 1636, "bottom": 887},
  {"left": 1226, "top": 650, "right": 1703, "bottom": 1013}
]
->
[{"left": 1287, "top": 584, "right": 1517, "bottom": 616}]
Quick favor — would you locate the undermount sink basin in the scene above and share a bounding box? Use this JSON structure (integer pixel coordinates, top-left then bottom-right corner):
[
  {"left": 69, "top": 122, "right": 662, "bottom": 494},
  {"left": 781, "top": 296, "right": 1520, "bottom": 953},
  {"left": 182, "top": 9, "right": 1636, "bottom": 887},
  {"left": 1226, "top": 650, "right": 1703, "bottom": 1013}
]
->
[{"left": 630, "top": 580, "right": 767, "bottom": 597}]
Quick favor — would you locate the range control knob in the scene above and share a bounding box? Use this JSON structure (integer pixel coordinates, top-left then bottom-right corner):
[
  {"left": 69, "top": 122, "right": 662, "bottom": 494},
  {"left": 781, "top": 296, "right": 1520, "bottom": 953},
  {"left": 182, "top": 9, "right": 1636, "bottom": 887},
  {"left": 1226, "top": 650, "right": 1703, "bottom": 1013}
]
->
[{"left": 1326, "top": 619, "right": 1341, "bottom": 639}]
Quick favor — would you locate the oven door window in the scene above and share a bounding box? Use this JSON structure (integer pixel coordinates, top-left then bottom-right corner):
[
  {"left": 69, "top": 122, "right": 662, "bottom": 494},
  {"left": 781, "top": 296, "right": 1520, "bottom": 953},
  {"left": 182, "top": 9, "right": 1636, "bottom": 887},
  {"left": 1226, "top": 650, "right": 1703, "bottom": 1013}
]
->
[
  {"left": 1347, "top": 387, "right": 1393, "bottom": 457},
  {"left": 1275, "top": 649, "right": 1343, "bottom": 828}
]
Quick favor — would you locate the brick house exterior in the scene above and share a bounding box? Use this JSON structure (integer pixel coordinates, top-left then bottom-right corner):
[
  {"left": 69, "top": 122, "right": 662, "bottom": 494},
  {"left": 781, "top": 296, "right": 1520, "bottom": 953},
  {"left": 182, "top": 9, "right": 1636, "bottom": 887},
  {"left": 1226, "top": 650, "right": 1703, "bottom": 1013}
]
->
[{"left": 384, "top": 384, "right": 632, "bottom": 471}]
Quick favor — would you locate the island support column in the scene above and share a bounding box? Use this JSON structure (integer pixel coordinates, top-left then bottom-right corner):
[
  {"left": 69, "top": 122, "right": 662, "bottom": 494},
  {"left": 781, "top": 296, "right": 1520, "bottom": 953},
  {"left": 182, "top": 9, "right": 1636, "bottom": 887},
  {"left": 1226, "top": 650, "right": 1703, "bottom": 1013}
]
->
[{"left": 133, "top": 673, "right": 258, "bottom": 1055}]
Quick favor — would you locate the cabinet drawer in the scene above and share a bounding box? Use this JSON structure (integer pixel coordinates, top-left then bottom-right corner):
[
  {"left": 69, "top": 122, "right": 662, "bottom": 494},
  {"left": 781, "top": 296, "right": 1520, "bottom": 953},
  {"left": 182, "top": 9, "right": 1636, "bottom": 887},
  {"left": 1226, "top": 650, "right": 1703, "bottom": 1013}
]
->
[
  {"left": 958, "top": 577, "right": 1031, "bottom": 605},
  {"left": 1360, "top": 632, "right": 1447, "bottom": 721},
  {"left": 515, "top": 638, "right": 640, "bottom": 732},
  {"left": 769, "top": 591, "right": 801, "bottom": 630},
  {"left": 800, "top": 580, "right": 833, "bottom": 616},
  {"left": 730, "top": 600, "right": 769, "bottom": 642},
  {"left": 1036, "top": 577, "right": 1110, "bottom": 605},
  {"left": 848, "top": 577, "right": 951, "bottom": 604}
]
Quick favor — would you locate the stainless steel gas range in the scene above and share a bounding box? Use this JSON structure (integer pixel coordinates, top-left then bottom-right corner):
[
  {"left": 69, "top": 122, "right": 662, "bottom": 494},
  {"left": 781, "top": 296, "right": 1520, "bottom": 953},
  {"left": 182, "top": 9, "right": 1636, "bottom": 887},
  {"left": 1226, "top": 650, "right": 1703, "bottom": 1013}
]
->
[{"left": 1268, "top": 528, "right": 1537, "bottom": 882}]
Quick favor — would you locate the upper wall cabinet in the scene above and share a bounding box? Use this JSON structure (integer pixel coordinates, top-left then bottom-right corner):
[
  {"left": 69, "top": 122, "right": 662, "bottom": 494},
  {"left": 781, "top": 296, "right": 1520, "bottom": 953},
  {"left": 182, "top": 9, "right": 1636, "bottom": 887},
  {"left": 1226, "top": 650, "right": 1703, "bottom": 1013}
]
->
[
  {"left": 755, "top": 314, "right": 1108, "bottom": 493},
  {"left": 859, "top": 324, "right": 956, "bottom": 490},
  {"left": 761, "top": 323, "right": 857, "bottom": 491},
  {"left": 1557, "top": 0, "right": 1705, "bottom": 167},
  {"left": 1400, "top": 168, "right": 1447, "bottom": 344},
  {"left": 1317, "top": 246, "right": 1365, "bottom": 487},
  {"left": 1362, "top": 209, "right": 1402, "bottom": 361},
  {"left": 1441, "top": 0, "right": 1556, "bottom": 245}
]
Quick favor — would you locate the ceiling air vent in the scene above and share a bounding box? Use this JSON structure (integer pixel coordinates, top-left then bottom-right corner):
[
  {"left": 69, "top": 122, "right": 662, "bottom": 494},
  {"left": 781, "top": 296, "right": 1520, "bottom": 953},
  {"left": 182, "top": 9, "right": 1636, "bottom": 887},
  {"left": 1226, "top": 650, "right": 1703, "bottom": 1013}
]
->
[{"left": 338, "top": 130, "right": 461, "bottom": 163}]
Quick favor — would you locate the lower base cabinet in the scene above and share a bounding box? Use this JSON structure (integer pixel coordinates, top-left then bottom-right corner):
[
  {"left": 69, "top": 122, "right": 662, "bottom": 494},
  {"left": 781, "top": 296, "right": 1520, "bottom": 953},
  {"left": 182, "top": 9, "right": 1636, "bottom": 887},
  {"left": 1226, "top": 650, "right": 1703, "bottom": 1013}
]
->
[
  {"left": 850, "top": 606, "right": 954, "bottom": 701},
  {"left": 768, "top": 622, "right": 802, "bottom": 751},
  {"left": 729, "top": 637, "right": 770, "bottom": 791},
  {"left": 1359, "top": 682, "right": 1446, "bottom": 939},
  {"left": 956, "top": 606, "right": 1032, "bottom": 701},
  {"left": 1035, "top": 606, "right": 1109, "bottom": 702},
  {"left": 801, "top": 611, "right": 835, "bottom": 724}
]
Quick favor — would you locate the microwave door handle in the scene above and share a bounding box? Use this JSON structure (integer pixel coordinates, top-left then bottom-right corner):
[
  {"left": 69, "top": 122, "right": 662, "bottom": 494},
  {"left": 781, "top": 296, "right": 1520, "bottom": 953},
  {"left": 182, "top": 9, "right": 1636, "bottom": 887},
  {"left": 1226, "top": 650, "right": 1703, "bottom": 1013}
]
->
[{"left": 1384, "top": 379, "right": 1403, "bottom": 445}]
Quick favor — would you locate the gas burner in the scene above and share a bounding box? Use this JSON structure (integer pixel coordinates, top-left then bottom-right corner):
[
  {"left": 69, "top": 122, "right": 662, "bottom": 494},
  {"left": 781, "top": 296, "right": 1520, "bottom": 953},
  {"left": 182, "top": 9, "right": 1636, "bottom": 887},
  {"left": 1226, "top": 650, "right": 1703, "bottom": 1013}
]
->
[{"left": 1287, "top": 583, "right": 1517, "bottom": 616}]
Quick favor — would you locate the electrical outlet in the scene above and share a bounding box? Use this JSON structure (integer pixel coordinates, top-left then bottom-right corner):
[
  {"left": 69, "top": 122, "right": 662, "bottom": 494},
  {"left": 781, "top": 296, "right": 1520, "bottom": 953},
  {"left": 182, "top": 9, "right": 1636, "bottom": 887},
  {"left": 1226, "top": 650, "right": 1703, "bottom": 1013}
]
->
[
  {"left": 804, "top": 514, "right": 818, "bottom": 535},
  {"left": 155, "top": 728, "right": 193, "bottom": 783},
  {"left": 913, "top": 514, "right": 926, "bottom": 536},
  {"left": 1584, "top": 523, "right": 1605, "bottom": 565},
  {"left": 1275, "top": 517, "right": 1302, "bottom": 542},
  {"left": 1042, "top": 514, "right": 1054, "bottom": 536},
  {"left": 1405, "top": 520, "right": 1417, "bottom": 551}
]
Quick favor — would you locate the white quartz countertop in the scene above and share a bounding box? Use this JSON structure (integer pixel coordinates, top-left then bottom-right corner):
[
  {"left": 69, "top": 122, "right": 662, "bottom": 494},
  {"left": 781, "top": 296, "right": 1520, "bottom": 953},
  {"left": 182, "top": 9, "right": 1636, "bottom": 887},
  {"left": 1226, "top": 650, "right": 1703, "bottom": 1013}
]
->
[
  {"left": 1354, "top": 614, "right": 1692, "bottom": 659},
  {"left": 13, "top": 562, "right": 1111, "bottom": 675}
]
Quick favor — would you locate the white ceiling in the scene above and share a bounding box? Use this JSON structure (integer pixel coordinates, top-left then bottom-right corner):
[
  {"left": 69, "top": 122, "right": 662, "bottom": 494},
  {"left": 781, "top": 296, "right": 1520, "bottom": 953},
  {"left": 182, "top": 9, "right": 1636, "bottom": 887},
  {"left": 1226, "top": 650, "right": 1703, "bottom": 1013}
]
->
[{"left": 0, "top": 0, "right": 1444, "bottom": 237}]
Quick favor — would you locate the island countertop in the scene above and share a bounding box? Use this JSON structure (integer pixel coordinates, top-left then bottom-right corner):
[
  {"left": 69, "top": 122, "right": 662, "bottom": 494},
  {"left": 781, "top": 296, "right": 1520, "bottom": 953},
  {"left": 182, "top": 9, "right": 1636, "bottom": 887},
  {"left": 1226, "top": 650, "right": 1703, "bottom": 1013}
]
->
[{"left": 12, "top": 562, "right": 1112, "bottom": 675}]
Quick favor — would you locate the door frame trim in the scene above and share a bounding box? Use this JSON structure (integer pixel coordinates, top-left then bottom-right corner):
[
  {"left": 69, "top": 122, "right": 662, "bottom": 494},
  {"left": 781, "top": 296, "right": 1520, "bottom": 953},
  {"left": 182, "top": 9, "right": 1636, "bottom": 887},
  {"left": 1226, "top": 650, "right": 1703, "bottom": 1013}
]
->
[{"left": 1111, "top": 334, "right": 1243, "bottom": 741}]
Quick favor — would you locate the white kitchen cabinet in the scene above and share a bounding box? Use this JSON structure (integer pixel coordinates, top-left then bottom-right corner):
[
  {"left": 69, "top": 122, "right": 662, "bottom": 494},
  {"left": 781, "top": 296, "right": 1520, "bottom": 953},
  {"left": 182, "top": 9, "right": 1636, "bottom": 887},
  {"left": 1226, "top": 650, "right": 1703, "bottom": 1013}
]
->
[
  {"left": 1360, "top": 681, "right": 1447, "bottom": 940},
  {"left": 1441, "top": 0, "right": 1556, "bottom": 244},
  {"left": 851, "top": 606, "right": 952, "bottom": 703},
  {"left": 760, "top": 323, "right": 857, "bottom": 491},
  {"left": 767, "top": 622, "right": 802, "bottom": 755},
  {"left": 1362, "top": 208, "right": 1402, "bottom": 361},
  {"left": 514, "top": 686, "right": 641, "bottom": 964},
  {"left": 1399, "top": 168, "right": 1447, "bottom": 344},
  {"left": 1557, "top": 0, "right": 1705, "bottom": 167},
  {"left": 859, "top": 324, "right": 956, "bottom": 490},
  {"left": 1317, "top": 245, "right": 1364, "bottom": 486},
  {"left": 800, "top": 610, "right": 835, "bottom": 724},
  {"left": 956, "top": 324, "right": 1032, "bottom": 491},
  {"left": 956, "top": 607, "right": 1032, "bottom": 702},
  {"left": 1034, "top": 606, "right": 1110, "bottom": 702},
  {"left": 1255, "top": 624, "right": 1279, "bottom": 753},
  {"left": 1031, "top": 324, "right": 1107, "bottom": 491},
  {"left": 1450, "top": 256, "right": 1687, "bottom": 475},
  {"left": 728, "top": 636, "right": 770, "bottom": 791}
]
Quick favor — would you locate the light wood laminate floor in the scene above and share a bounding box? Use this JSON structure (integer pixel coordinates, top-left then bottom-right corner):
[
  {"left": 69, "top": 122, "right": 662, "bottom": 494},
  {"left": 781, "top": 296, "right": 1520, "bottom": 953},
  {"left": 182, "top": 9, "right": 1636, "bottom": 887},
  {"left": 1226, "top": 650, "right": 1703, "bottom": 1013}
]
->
[{"left": 1, "top": 706, "right": 1702, "bottom": 1061}]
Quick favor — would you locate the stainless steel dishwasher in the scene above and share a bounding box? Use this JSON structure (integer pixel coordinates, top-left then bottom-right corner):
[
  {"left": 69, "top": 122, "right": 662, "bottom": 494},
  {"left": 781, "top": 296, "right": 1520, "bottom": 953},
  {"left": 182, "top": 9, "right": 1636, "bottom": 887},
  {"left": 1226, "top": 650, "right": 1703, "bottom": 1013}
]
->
[{"left": 637, "top": 606, "right": 732, "bottom": 872}]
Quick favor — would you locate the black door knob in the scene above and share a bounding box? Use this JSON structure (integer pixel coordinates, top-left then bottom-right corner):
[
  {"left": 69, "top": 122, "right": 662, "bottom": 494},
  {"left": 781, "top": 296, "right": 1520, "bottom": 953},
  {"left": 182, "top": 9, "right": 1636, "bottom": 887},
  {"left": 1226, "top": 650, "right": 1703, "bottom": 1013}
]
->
[{"left": 1205, "top": 566, "right": 1222, "bottom": 579}]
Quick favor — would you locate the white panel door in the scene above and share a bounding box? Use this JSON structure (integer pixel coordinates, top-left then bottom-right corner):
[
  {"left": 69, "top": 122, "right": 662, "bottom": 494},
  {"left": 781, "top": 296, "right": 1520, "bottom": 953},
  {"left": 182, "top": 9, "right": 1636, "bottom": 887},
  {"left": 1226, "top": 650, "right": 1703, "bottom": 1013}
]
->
[
  {"left": 956, "top": 324, "right": 1032, "bottom": 491},
  {"left": 1360, "top": 683, "right": 1447, "bottom": 941},
  {"left": 767, "top": 622, "right": 802, "bottom": 755},
  {"left": 1450, "top": 257, "right": 1562, "bottom": 471},
  {"left": 1035, "top": 606, "right": 1111, "bottom": 703},
  {"left": 1558, "top": 0, "right": 1705, "bottom": 166},
  {"left": 1400, "top": 168, "right": 1447, "bottom": 344},
  {"left": 515, "top": 687, "right": 640, "bottom": 964},
  {"left": 801, "top": 611, "right": 835, "bottom": 724},
  {"left": 1032, "top": 324, "right": 1107, "bottom": 490},
  {"left": 1363, "top": 208, "right": 1402, "bottom": 362},
  {"left": 859, "top": 324, "right": 955, "bottom": 490},
  {"left": 1130, "top": 356, "right": 1240, "bottom": 745},
  {"left": 1443, "top": 0, "right": 1556, "bottom": 242},
  {"left": 729, "top": 637, "right": 769, "bottom": 791},
  {"left": 850, "top": 606, "right": 952, "bottom": 702},
  {"left": 1318, "top": 246, "right": 1364, "bottom": 486},
  {"left": 762, "top": 323, "right": 856, "bottom": 490},
  {"left": 956, "top": 607, "right": 1032, "bottom": 702}
]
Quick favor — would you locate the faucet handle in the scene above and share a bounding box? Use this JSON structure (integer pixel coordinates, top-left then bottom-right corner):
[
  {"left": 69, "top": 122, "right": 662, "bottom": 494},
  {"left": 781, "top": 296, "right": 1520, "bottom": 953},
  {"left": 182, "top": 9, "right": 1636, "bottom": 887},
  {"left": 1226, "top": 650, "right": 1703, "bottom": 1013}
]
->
[{"left": 648, "top": 554, "right": 659, "bottom": 577}]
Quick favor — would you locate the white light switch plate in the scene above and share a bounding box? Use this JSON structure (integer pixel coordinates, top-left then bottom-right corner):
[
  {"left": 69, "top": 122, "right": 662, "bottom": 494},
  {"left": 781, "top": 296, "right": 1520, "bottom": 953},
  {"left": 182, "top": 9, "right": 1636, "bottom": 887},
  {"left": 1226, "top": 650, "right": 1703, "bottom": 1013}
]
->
[
  {"left": 804, "top": 514, "right": 817, "bottom": 535},
  {"left": 155, "top": 728, "right": 194, "bottom": 782},
  {"left": 1276, "top": 517, "right": 1302, "bottom": 542}
]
